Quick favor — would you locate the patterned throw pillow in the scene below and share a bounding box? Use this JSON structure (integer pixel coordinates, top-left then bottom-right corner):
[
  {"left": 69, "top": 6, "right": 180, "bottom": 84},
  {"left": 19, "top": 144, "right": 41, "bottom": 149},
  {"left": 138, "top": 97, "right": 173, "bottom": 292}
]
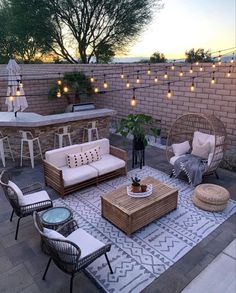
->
[{"left": 67, "top": 147, "right": 101, "bottom": 168}]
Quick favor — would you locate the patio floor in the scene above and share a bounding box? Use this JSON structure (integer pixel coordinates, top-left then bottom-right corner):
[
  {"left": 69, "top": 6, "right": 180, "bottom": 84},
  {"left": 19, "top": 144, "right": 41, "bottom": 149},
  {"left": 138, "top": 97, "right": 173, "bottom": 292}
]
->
[{"left": 0, "top": 133, "right": 235, "bottom": 293}]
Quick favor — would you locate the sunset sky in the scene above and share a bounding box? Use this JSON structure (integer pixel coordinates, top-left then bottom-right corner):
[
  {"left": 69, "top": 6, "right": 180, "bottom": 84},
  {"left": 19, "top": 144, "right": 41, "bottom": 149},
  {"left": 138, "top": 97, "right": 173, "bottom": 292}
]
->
[{"left": 126, "top": 0, "right": 236, "bottom": 59}]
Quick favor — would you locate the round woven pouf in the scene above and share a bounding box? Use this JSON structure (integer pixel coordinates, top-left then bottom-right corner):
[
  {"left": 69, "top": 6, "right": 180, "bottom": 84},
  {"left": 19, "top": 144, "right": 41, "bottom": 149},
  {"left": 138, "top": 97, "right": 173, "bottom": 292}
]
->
[{"left": 193, "top": 184, "right": 230, "bottom": 212}]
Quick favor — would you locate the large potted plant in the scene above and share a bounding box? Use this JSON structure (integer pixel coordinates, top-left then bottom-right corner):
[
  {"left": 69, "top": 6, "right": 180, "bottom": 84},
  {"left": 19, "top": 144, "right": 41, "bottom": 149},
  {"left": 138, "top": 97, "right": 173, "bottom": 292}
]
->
[{"left": 117, "top": 113, "right": 153, "bottom": 168}]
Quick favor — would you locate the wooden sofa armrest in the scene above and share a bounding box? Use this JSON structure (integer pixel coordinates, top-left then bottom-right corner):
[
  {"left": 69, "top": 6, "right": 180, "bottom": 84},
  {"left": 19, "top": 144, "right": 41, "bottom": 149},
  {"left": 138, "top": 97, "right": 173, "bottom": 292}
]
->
[
  {"left": 110, "top": 145, "right": 128, "bottom": 163},
  {"left": 43, "top": 160, "right": 64, "bottom": 195}
]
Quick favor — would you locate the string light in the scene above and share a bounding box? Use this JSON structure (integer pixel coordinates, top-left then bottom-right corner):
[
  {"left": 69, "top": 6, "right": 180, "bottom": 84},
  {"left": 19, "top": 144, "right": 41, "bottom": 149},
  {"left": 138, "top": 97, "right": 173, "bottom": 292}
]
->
[
  {"left": 57, "top": 73, "right": 62, "bottom": 85},
  {"left": 167, "top": 82, "right": 172, "bottom": 99},
  {"left": 63, "top": 85, "right": 69, "bottom": 93},
  {"left": 171, "top": 60, "right": 175, "bottom": 70},
  {"left": 212, "top": 61, "right": 216, "bottom": 68},
  {"left": 90, "top": 70, "right": 94, "bottom": 83},
  {"left": 126, "top": 75, "right": 130, "bottom": 88},
  {"left": 94, "top": 87, "right": 99, "bottom": 93},
  {"left": 230, "top": 53, "right": 234, "bottom": 63},
  {"left": 9, "top": 86, "right": 14, "bottom": 102},
  {"left": 16, "top": 81, "right": 20, "bottom": 96},
  {"left": 200, "top": 65, "right": 203, "bottom": 71},
  {"left": 56, "top": 89, "right": 61, "bottom": 97},
  {"left": 227, "top": 65, "right": 232, "bottom": 77},
  {"left": 103, "top": 74, "right": 108, "bottom": 88},
  {"left": 154, "top": 72, "right": 158, "bottom": 83},
  {"left": 211, "top": 71, "right": 215, "bottom": 84},
  {"left": 130, "top": 88, "right": 137, "bottom": 106},
  {"left": 195, "top": 61, "right": 199, "bottom": 66},
  {"left": 218, "top": 51, "right": 222, "bottom": 65},
  {"left": 136, "top": 71, "right": 140, "bottom": 83},
  {"left": 190, "top": 77, "right": 195, "bottom": 91},
  {"left": 19, "top": 75, "right": 23, "bottom": 88},
  {"left": 179, "top": 66, "right": 183, "bottom": 77},
  {"left": 164, "top": 67, "right": 168, "bottom": 79},
  {"left": 120, "top": 67, "right": 124, "bottom": 79},
  {"left": 189, "top": 65, "right": 193, "bottom": 74},
  {"left": 147, "top": 64, "right": 151, "bottom": 75}
]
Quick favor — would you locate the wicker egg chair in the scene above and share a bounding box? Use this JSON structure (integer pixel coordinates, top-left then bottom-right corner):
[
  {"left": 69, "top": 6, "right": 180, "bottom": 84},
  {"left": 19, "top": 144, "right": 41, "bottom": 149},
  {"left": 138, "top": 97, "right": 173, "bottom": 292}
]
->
[{"left": 166, "top": 113, "right": 227, "bottom": 177}]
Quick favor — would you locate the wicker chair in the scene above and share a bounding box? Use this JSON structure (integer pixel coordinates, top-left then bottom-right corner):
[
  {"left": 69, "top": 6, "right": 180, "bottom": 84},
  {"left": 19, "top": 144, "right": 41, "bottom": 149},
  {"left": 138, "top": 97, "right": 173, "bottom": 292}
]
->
[
  {"left": 166, "top": 113, "right": 227, "bottom": 177},
  {"left": 33, "top": 212, "right": 113, "bottom": 293},
  {"left": 0, "top": 170, "right": 52, "bottom": 240}
]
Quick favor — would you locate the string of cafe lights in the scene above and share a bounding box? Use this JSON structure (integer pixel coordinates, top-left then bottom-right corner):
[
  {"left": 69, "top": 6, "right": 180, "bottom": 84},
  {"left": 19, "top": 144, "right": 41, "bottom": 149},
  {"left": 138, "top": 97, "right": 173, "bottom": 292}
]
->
[{"left": 0, "top": 47, "right": 235, "bottom": 104}]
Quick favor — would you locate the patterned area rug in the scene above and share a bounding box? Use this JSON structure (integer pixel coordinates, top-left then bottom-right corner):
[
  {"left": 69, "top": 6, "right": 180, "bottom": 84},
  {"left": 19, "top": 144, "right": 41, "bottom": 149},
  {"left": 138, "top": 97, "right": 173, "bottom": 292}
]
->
[{"left": 54, "top": 166, "right": 236, "bottom": 293}]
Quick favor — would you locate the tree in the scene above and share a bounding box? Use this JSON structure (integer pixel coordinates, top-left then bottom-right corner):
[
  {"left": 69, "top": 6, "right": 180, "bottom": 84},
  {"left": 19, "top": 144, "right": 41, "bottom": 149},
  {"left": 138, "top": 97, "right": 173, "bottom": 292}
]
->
[
  {"left": 47, "top": 0, "right": 163, "bottom": 63},
  {"left": 150, "top": 51, "right": 167, "bottom": 63},
  {"left": 185, "top": 48, "right": 212, "bottom": 63},
  {"left": 94, "top": 41, "right": 115, "bottom": 64},
  {"left": 0, "top": 0, "right": 54, "bottom": 62}
]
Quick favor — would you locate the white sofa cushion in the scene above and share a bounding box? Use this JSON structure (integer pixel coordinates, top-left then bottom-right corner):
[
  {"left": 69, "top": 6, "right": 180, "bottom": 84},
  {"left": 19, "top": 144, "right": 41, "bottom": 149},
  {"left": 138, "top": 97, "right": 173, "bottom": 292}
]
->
[
  {"left": 170, "top": 155, "right": 186, "bottom": 165},
  {"left": 8, "top": 180, "right": 24, "bottom": 205},
  {"left": 191, "top": 141, "right": 211, "bottom": 159},
  {"left": 89, "top": 154, "right": 125, "bottom": 175},
  {"left": 60, "top": 165, "right": 98, "bottom": 186},
  {"left": 20, "top": 190, "right": 51, "bottom": 206},
  {"left": 192, "top": 131, "right": 215, "bottom": 153},
  {"left": 45, "top": 145, "right": 82, "bottom": 168},
  {"left": 44, "top": 228, "right": 65, "bottom": 240},
  {"left": 67, "top": 147, "right": 101, "bottom": 168},
  {"left": 80, "top": 138, "right": 110, "bottom": 155},
  {"left": 172, "top": 141, "right": 190, "bottom": 156},
  {"left": 67, "top": 228, "right": 104, "bottom": 258}
]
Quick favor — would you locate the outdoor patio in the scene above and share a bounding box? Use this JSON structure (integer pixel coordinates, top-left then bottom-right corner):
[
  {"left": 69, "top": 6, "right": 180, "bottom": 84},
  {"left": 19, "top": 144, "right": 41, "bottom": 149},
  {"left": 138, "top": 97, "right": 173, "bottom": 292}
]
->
[{"left": 0, "top": 133, "right": 235, "bottom": 293}]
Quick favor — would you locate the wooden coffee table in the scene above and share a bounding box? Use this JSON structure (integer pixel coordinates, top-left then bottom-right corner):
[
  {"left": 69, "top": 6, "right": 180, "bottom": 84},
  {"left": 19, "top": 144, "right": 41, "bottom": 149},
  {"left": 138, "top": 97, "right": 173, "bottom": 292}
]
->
[{"left": 101, "top": 176, "right": 178, "bottom": 236}]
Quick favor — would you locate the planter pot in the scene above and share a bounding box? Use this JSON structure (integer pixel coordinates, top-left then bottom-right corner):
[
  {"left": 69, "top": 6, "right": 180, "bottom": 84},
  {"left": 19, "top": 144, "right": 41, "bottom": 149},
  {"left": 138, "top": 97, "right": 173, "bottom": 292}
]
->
[
  {"left": 140, "top": 185, "right": 147, "bottom": 192},
  {"left": 132, "top": 185, "right": 141, "bottom": 193},
  {"left": 133, "top": 137, "right": 145, "bottom": 150}
]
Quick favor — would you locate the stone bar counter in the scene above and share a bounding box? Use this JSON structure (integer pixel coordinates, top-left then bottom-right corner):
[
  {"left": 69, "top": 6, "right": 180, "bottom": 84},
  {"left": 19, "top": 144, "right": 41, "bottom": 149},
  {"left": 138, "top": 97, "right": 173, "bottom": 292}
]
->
[{"left": 0, "top": 108, "right": 116, "bottom": 158}]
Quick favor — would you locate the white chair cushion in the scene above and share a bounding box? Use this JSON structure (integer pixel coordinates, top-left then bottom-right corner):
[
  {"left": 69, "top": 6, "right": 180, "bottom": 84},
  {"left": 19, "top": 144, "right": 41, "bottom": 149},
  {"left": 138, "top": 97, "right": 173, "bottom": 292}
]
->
[
  {"left": 60, "top": 165, "right": 98, "bottom": 186},
  {"left": 192, "top": 131, "right": 215, "bottom": 153},
  {"left": 43, "top": 228, "right": 65, "bottom": 240},
  {"left": 80, "top": 138, "right": 110, "bottom": 155},
  {"left": 45, "top": 145, "right": 82, "bottom": 168},
  {"left": 8, "top": 180, "right": 24, "bottom": 205},
  {"left": 170, "top": 155, "right": 186, "bottom": 165},
  {"left": 67, "top": 228, "right": 105, "bottom": 258},
  {"left": 172, "top": 141, "right": 190, "bottom": 156},
  {"left": 191, "top": 141, "right": 211, "bottom": 159},
  {"left": 67, "top": 147, "right": 101, "bottom": 168},
  {"left": 89, "top": 154, "right": 125, "bottom": 175},
  {"left": 20, "top": 190, "right": 50, "bottom": 206}
]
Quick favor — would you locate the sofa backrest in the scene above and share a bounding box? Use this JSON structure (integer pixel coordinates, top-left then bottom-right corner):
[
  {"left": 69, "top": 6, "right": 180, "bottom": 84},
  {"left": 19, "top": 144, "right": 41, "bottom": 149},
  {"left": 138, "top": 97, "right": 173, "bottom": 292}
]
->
[
  {"left": 45, "top": 145, "right": 82, "bottom": 167},
  {"left": 45, "top": 138, "right": 110, "bottom": 167},
  {"left": 80, "top": 138, "right": 110, "bottom": 155}
]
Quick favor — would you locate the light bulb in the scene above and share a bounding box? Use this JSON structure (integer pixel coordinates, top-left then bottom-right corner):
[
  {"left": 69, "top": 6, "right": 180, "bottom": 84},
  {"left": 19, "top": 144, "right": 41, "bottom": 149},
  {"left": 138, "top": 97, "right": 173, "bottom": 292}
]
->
[
  {"left": 19, "top": 80, "right": 23, "bottom": 88},
  {"left": 94, "top": 87, "right": 99, "bottom": 93},
  {"left": 90, "top": 76, "right": 94, "bottom": 83},
  {"left": 130, "top": 97, "right": 136, "bottom": 106},
  {"left": 63, "top": 86, "right": 69, "bottom": 93},
  {"left": 211, "top": 77, "right": 215, "bottom": 84},
  {"left": 167, "top": 89, "right": 172, "bottom": 98},
  {"left": 200, "top": 66, "right": 203, "bottom": 71},
  {"left": 103, "top": 82, "right": 108, "bottom": 89},
  {"left": 179, "top": 71, "right": 183, "bottom": 77},
  {"left": 16, "top": 87, "right": 20, "bottom": 96},
  {"left": 57, "top": 90, "right": 61, "bottom": 98},
  {"left": 189, "top": 67, "right": 193, "bottom": 74},
  {"left": 195, "top": 61, "right": 199, "bottom": 66},
  {"left": 191, "top": 84, "right": 195, "bottom": 91},
  {"left": 121, "top": 73, "right": 124, "bottom": 79},
  {"left": 136, "top": 77, "right": 140, "bottom": 83},
  {"left": 154, "top": 76, "right": 158, "bottom": 83},
  {"left": 212, "top": 62, "right": 216, "bottom": 68},
  {"left": 126, "top": 81, "right": 130, "bottom": 88},
  {"left": 57, "top": 79, "right": 62, "bottom": 85},
  {"left": 9, "top": 94, "right": 14, "bottom": 101},
  {"left": 230, "top": 57, "right": 234, "bottom": 63},
  {"left": 164, "top": 72, "right": 168, "bottom": 79}
]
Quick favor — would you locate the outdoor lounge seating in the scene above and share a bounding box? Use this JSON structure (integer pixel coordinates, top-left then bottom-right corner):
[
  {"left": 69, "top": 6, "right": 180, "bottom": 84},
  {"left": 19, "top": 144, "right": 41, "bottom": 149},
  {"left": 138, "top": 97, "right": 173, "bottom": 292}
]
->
[
  {"left": 43, "top": 138, "right": 128, "bottom": 197},
  {"left": 166, "top": 113, "right": 226, "bottom": 178},
  {"left": 33, "top": 211, "right": 113, "bottom": 293},
  {"left": 0, "top": 170, "right": 52, "bottom": 240}
]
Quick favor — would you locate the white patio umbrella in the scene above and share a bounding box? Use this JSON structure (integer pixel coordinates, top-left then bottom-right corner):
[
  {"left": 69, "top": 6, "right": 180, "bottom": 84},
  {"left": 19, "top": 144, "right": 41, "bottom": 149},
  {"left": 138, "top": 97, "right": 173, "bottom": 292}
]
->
[{"left": 5, "top": 59, "right": 28, "bottom": 117}]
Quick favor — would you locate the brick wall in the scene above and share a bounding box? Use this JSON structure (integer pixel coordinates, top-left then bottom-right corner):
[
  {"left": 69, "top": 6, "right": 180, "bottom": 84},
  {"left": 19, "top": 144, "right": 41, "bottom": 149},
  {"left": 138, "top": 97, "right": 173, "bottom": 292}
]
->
[{"left": 0, "top": 63, "right": 235, "bottom": 149}]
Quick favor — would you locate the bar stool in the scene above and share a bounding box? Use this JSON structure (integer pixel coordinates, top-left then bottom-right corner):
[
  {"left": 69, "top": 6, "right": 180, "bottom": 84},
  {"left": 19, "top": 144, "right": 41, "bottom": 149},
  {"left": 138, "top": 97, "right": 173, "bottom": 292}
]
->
[
  {"left": 83, "top": 121, "right": 99, "bottom": 142},
  {"left": 19, "top": 131, "right": 43, "bottom": 168},
  {"left": 54, "top": 125, "right": 72, "bottom": 148},
  {"left": 0, "top": 132, "right": 14, "bottom": 167}
]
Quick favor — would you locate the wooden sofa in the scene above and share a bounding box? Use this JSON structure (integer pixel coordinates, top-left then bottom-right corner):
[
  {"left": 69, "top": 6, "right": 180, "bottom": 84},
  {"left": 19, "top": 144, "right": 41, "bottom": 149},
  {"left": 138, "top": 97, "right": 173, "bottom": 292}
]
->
[{"left": 43, "top": 138, "right": 128, "bottom": 197}]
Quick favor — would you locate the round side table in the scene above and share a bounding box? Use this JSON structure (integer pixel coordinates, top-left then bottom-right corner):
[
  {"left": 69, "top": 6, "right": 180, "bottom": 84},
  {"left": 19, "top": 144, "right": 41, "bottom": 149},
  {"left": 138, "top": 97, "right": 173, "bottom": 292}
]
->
[{"left": 41, "top": 207, "right": 73, "bottom": 230}]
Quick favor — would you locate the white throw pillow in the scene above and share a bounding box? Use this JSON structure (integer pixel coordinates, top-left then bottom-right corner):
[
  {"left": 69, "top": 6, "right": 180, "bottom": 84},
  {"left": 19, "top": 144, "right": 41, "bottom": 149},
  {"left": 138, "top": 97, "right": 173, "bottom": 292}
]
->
[
  {"left": 43, "top": 228, "right": 66, "bottom": 240},
  {"left": 192, "top": 131, "right": 215, "bottom": 153},
  {"left": 191, "top": 141, "right": 211, "bottom": 159},
  {"left": 8, "top": 180, "right": 24, "bottom": 205},
  {"left": 172, "top": 141, "right": 190, "bottom": 156},
  {"left": 67, "top": 146, "right": 101, "bottom": 168}
]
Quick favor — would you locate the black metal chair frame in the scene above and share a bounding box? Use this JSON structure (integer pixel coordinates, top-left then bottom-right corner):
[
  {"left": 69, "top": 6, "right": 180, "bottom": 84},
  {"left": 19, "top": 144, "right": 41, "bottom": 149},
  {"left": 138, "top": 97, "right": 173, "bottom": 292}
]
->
[
  {"left": 0, "top": 170, "right": 53, "bottom": 240},
  {"left": 33, "top": 212, "right": 113, "bottom": 293}
]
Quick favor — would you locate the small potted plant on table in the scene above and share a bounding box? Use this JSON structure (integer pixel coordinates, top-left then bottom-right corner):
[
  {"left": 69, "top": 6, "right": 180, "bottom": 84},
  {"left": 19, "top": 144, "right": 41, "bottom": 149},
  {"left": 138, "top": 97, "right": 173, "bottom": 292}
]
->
[{"left": 131, "top": 176, "right": 141, "bottom": 193}]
